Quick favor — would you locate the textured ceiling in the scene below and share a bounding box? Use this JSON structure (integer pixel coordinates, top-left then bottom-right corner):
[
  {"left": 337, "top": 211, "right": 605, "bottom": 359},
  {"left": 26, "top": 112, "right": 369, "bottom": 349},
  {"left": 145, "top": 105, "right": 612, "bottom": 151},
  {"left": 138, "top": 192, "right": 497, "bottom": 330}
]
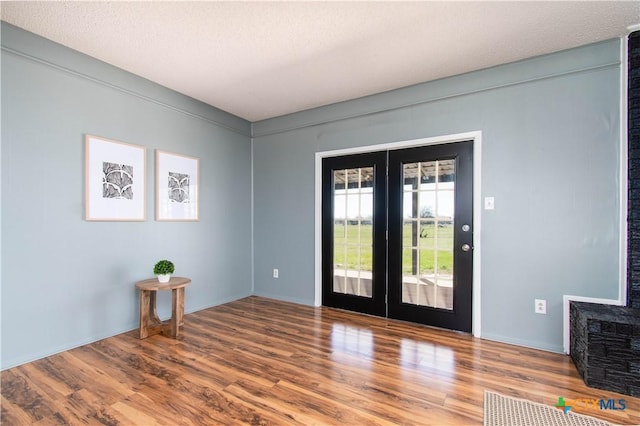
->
[{"left": 2, "top": 1, "right": 640, "bottom": 122}]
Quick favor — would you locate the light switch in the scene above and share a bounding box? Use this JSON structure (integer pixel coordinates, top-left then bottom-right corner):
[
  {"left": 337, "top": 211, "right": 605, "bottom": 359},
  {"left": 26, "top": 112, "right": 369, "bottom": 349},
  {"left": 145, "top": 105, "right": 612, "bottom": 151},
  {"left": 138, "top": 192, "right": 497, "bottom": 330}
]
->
[{"left": 484, "top": 197, "right": 495, "bottom": 210}]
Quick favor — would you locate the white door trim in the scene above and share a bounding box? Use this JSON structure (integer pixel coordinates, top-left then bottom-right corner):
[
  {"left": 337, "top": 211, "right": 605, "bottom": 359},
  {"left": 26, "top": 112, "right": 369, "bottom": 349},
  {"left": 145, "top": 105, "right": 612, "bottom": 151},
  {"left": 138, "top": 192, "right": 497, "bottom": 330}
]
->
[{"left": 314, "top": 131, "right": 483, "bottom": 338}]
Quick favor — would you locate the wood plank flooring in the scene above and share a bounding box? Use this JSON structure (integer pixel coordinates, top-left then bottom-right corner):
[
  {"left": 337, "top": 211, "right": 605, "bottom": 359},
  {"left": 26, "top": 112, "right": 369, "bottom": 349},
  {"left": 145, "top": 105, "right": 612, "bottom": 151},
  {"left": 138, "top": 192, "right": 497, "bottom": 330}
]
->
[{"left": 2, "top": 296, "right": 639, "bottom": 425}]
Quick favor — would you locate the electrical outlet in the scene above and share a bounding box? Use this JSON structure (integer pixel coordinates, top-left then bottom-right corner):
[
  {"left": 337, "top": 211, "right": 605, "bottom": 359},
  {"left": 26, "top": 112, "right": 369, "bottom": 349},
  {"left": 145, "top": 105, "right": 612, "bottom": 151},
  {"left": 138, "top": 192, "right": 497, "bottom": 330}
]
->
[
  {"left": 535, "top": 299, "right": 546, "bottom": 314},
  {"left": 273, "top": 268, "right": 279, "bottom": 278}
]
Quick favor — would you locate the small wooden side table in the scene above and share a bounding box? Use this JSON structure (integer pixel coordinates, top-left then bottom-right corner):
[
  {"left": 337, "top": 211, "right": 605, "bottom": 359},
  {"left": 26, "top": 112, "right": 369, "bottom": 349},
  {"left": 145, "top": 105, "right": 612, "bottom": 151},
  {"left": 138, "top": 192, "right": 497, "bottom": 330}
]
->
[{"left": 135, "top": 276, "right": 191, "bottom": 339}]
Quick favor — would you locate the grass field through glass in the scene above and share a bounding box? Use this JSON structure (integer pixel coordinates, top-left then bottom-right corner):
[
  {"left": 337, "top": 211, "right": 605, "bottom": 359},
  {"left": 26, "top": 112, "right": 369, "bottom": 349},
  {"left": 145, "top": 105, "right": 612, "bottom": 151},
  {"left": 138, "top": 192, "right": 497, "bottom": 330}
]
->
[{"left": 333, "top": 222, "right": 453, "bottom": 274}]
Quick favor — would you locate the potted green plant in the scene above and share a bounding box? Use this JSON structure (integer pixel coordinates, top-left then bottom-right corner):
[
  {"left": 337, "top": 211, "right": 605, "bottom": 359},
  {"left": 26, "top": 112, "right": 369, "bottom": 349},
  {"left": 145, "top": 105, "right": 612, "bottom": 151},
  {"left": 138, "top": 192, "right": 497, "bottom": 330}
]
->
[{"left": 154, "top": 259, "right": 175, "bottom": 283}]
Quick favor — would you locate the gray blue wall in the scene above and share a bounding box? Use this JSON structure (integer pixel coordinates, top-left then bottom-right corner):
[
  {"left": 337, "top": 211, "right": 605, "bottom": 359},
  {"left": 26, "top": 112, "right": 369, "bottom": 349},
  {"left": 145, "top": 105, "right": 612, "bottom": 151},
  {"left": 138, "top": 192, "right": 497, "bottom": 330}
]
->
[
  {"left": 252, "top": 39, "right": 623, "bottom": 353},
  {"left": 1, "top": 21, "right": 626, "bottom": 364},
  {"left": 1, "top": 22, "right": 253, "bottom": 369}
]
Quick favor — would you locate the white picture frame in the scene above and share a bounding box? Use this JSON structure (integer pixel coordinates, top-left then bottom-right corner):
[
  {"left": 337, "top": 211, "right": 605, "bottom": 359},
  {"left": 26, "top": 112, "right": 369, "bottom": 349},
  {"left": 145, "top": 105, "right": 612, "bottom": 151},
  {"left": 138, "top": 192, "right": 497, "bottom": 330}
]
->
[
  {"left": 85, "top": 134, "right": 146, "bottom": 221},
  {"left": 156, "top": 150, "right": 199, "bottom": 221}
]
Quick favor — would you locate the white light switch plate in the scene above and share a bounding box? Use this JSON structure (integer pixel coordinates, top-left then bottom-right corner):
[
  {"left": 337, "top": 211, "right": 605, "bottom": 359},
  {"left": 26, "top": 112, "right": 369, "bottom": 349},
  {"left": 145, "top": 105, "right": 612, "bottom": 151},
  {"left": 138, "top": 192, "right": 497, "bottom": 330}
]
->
[{"left": 484, "top": 197, "right": 495, "bottom": 210}]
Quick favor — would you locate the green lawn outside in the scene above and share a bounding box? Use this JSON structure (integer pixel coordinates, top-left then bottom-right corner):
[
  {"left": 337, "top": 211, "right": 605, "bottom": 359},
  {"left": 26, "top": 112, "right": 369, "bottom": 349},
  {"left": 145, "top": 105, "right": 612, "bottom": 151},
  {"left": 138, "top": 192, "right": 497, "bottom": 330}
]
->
[{"left": 333, "top": 223, "right": 453, "bottom": 274}]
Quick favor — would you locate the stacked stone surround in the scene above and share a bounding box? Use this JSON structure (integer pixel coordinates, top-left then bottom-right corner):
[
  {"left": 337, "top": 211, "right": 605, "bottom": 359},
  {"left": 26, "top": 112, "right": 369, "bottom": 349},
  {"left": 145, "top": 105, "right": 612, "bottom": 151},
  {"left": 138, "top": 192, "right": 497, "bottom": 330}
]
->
[
  {"left": 569, "top": 31, "right": 640, "bottom": 398},
  {"left": 629, "top": 30, "right": 640, "bottom": 310},
  {"left": 570, "top": 302, "right": 640, "bottom": 397}
]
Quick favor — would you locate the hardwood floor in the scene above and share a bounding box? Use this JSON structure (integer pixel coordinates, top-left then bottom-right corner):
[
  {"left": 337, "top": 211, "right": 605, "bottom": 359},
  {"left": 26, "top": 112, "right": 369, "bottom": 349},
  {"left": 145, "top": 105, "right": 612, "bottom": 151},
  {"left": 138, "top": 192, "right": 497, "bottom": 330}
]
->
[{"left": 2, "top": 296, "right": 639, "bottom": 425}]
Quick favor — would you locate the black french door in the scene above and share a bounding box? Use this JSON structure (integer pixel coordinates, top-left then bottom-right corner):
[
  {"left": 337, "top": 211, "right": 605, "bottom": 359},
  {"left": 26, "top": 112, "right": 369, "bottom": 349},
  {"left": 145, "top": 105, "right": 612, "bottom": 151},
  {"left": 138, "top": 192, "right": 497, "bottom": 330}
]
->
[
  {"left": 387, "top": 142, "right": 473, "bottom": 331},
  {"left": 322, "top": 141, "right": 473, "bottom": 332},
  {"left": 321, "top": 151, "right": 387, "bottom": 316}
]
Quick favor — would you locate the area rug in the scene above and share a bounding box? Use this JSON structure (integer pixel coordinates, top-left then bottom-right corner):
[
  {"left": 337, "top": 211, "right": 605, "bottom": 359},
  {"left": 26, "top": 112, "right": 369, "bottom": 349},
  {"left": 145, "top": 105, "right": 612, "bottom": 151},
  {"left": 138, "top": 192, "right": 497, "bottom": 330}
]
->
[{"left": 484, "top": 391, "right": 619, "bottom": 426}]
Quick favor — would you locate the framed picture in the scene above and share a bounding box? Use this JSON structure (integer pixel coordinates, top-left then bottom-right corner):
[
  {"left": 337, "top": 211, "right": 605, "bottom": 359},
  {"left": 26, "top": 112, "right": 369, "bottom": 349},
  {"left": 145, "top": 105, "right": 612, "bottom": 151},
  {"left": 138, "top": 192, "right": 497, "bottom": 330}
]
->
[
  {"left": 156, "top": 150, "right": 199, "bottom": 221},
  {"left": 85, "top": 135, "right": 146, "bottom": 221}
]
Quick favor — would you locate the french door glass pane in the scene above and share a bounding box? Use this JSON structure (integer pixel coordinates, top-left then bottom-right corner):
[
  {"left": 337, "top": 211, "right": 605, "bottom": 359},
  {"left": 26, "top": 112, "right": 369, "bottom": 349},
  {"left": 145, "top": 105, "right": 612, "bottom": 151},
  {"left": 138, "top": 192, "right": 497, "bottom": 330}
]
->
[
  {"left": 401, "top": 160, "right": 455, "bottom": 310},
  {"left": 333, "top": 167, "right": 374, "bottom": 298}
]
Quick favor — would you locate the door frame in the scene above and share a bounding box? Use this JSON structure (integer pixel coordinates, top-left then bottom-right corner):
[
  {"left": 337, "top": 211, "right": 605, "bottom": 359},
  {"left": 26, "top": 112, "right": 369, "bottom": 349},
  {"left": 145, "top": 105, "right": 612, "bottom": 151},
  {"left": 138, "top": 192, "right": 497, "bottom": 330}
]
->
[{"left": 314, "top": 131, "right": 483, "bottom": 338}]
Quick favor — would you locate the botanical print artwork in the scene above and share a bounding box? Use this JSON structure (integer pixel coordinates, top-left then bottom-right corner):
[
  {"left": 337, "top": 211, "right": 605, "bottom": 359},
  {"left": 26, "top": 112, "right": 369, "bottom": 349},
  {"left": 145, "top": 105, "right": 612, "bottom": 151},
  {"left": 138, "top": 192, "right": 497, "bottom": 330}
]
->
[
  {"left": 102, "top": 162, "right": 134, "bottom": 199},
  {"left": 168, "top": 171, "right": 190, "bottom": 203},
  {"left": 155, "top": 150, "right": 198, "bottom": 221}
]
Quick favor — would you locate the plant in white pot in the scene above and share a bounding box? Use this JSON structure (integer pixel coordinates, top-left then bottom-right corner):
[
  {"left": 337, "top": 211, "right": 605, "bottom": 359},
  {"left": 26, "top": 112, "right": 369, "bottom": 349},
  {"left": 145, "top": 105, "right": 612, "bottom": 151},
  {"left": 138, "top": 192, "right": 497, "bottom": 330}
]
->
[{"left": 154, "top": 259, "right": 174, "bottom": 283}]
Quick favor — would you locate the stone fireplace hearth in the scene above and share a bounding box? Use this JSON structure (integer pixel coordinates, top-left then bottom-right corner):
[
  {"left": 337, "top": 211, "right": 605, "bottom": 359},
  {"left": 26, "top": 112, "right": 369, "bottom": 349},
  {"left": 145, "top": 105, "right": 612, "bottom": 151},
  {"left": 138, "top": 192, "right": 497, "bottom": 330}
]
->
[
  {"left": 570, "top": 302, "right": 639, "bottom": 396},
  {"left": 569, "top": 31, "right": 640, "bottom": 398}
]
